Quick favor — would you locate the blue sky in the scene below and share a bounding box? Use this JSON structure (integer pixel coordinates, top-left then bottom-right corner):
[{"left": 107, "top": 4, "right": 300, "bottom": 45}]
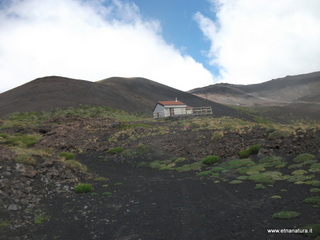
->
[
  {"left": 133, "top": 0, "right": 214, "bottom": 71},
  {"left": 0, "top": 0, "right": 320, "bottom": 93}
]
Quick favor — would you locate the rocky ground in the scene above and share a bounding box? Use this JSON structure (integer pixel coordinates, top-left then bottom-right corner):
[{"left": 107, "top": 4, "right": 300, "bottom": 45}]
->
[{"left": 0, "top": 115, "right": 320, "bottom": 239}]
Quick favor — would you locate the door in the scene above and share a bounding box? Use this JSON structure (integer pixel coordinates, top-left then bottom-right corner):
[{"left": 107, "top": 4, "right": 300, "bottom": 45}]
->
[{"left": 169, "top": 108, "right": 174, "bottom": 116}]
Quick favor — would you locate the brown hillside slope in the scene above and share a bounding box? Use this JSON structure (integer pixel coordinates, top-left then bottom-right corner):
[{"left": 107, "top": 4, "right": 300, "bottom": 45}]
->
[
  {"left": 190, "top": 71, "right": 320, "bottom": 107},
  {"left": 0, "top": 76, "right": 241, "bottom": 119}
]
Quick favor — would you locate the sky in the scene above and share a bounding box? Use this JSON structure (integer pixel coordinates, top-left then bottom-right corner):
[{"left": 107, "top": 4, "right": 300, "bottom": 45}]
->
[{"left": 0, "top": 0, "right": 320, "bottom": 93}]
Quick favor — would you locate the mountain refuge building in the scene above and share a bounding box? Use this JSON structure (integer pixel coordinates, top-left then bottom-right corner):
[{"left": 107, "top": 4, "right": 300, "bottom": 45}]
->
[{"left": 153, "top": 99, "right": 212, "bottom": 118}]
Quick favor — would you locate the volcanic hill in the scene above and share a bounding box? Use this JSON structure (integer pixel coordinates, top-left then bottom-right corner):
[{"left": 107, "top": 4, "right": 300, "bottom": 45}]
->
[
  {"left": 189, "top": 71, "right": 320, "bottom": 120},
  {"left": 0, "top": 76, "right": 239, "bottom": 119}
]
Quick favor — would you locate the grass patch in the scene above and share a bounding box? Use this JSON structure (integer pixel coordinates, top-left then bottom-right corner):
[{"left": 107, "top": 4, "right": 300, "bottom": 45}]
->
[
  {"left": 259, "top": 156, "right": 286, "bottom": 168},
  {"left": 64, "top": 160, "right": 87, "bottom": 173},
  {"left": 247, "top": 171, "right": 283, "bottom": 184},
  {"left": 0, "top": 220, "right": 11, "bottom": 232},
  {"left": 293, "top": 153, "right": 316, "bottom": 163},
  {"left": 239, "top": 149, "right": 250, "bottom": 158},
  {"left": 4, "top": 133, "right": 41, "bottom": 148},
  {"left": 271, "top": 195, "right": 282, "bottom": 199},
  {"left": 106, "top": 147, "right": 124, "bottom": 154},
  {"left": 254, "top": 184, "right": 266, "bottom": 190},
  {"left": 301, "top": 224, "right": 320, "bottom": 238},
  {"left": 73, "top": 183, "right": 94, "bottom": 193},
  {"left": 309, "top": 163, "right": 320, "bottom": 173},
  {"left": 103, "top": 192, "right": 112, "bottom": 196},
  {"left": 303, "top": 196, "right": 320, "bottom": 205},
  {"left": 94, "top": 177, "right": 108, "bottom": 181},
  {"left": 34, "top": 214, "right": 49, "bottom": 224},
  {"left": 228, "top": 158, "right": 255, "bottom": 169},
  {"left": 13, "top": 154, "right": 36, "bottom": 165},
  {"left": 272, "top": 211, "right": 301, "bottom": 219},
  {"left": 310, "top": 188, "right": 320, "bottom": 193},
  {"left": 114, "top": 182, "right": 124, "bottom": 186},
  {"left": 201, "top": 155, "right": 220, "bottom": 165},
  {"left": 229, "top": 180, "right": 242, "bottom": 184},
  {"left": 175, "top": 161, "right": 203, "bottom": 172},
  {"left": 59, "top": 152, "right": 75, "bottom": 160}
]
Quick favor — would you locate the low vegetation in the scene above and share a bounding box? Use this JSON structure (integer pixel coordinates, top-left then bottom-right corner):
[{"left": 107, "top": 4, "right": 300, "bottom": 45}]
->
[
  {"left": 272, "top": 211, "right": 301, "bottom": 219},
  {"left": 73, "top": 183, "right": 94, "bottom": 193}
]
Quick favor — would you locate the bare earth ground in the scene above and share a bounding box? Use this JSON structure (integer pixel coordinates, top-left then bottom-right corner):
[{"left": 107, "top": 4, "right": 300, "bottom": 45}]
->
[{"left": 1, "top": 117, "right": 320, "bottom": 240}]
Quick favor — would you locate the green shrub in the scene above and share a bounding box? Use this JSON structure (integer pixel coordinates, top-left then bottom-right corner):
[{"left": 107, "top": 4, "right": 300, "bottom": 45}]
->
[
  {"left": 229, "top": 180, "right": 242, "bottom": 184},
  {"left": 13, "top": 154, "right": 36, "bottom": 165},
  {"left": 271, "top": 195, "right": 282, "bottom": 199},
  {"left": 301, "top": 224, "right": 320, "bottom": 238},
  {"left": 73, "top": 183, "right": 94, "bottom": 193},
  {"left": 5, "top": 134, "right": 41, "bottom": 148},
  {"left": 34, "top": 214, "right": 48, "bottom": 224},
  {"left": 293, "top": 153, "right": 315, "bottom": 163},
  {"left": 248, "top": 171, "right": 283, "bottom": 184},
  {"left": 0, "top": 220, "right": 11, "bottom": 231},
  {"left": 309, "top": 163, "right": 320, "bottom": 173},
  {"left": 228, "top": 158, "right": 255, "bottom": 168},
  {"left": 259, "top": 156, "right": 286, "bottom": 168},
  {"left": 106, "top": 147, "right": 124, "bottom": 154},
  {"left": 272, "top": 211, "right": 301, "bottom": 219},
  {"left": 248, "top": 144, "right": 261, "bottom": 154},
  {"left": 254, "top": 184, "right": 266, "bottom": 190},
  {"left": 103, "top": 192, "right": 112, "bottom": 196},
  {"left": 202, "top": 155, "right": 220, "bottom": 165},
  {"left": 64, "top": 160, "right": 87, "bottom": 173},
  {"left": 239, "top": 149, "right": 250, "bottom": 158},
  {"left": 59, "top": 152, "right": 75, "bottom": 160},
  {"left": 303, "top": 196, "right": 320, "bottom": 204},
  {"left": 310, "top": 188, "right": 320, "bottom": 193}
]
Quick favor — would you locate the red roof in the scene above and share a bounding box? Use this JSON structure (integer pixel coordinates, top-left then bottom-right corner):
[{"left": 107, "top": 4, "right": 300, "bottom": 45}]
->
[{"left": 158, "top": 101, "right": 186, "bottom": 106}]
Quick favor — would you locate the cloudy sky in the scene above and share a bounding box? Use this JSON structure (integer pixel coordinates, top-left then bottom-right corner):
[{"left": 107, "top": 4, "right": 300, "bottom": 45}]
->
[{"left": 0, "top": 0, "right": 319, "bottom": 93}]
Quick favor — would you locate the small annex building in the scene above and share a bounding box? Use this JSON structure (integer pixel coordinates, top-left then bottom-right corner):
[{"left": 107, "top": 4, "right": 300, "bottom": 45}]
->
[{"left": 153, "top": 99, "right": 192, "bottom": 118}]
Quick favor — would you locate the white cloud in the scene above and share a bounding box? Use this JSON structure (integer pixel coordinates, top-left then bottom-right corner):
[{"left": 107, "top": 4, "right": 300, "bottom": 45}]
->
[
  {"left": 0, "top": 0, "right": 214, "bottom": 93},
  {"left": 195, "top": 0, "right": 320, "bottom": 84}
]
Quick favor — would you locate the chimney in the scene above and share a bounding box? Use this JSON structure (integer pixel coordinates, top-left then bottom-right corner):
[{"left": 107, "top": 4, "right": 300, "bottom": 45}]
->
[{"left": 175, "top": 97, "right": 178, "bottom": 102}]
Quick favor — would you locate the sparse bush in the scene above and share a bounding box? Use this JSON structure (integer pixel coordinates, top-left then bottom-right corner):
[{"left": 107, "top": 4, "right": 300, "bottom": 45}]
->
[
  {"left": 197, "top": 171, "right": 212, "bottom": 176},
  {"left": 293, "top": 153, "right": 315, "bottom": 163},
  {"left": 239, "top": 149, "right": 250, "bottom": 158},
  {"left": 248, "top": 144, "right": 261, "bottom": 154},
  {"left": 229, "top": 180, "right": 242, "bottom": 184},
  {"left": 34, "top": 214, "right": 49, "bottom": 224},
  {"left": 228, "top": 158, "right": 255, "bottom": 169},
  {"left": 268, "top": 130, "right": 290, "bottom": 140},
  {"left": 259, "top": 156, "right": 286, "bottom": 168},
  {"left": 248, "top": 171, "right": 283, "bottom": 184},
  {"left": 106, "top": 147, "right": 124, "bottom": 154},
  {"left": 74, "top": 183, "right": 93, "bottom": 193},
  {"left": 310, "top": 188, "right": 320, "bottom": 193},
  {"left": 13, "top": 154, "right": 36, "bottom": 165},
  {"left": 309, "top": 163, "right": 320, "bottom": 173},
  {"left": 301, "top": 224, "right": 320, "bottom": 238},
  {"left": 59, "top": 152, "right": 75, "bottom": 160},
  {"left": 64, "top": 160, "right": 87, "bottom": 173},
  {"left": 202, "top": 155, "right": 220, "bottom": 165},
  {"left": 4, "top": 134, "right": 41, "bottom": 148},
  {"left": 0, "top": 220, "right": 11, "bottom": 232},
  {"left": 254, "top": 184, "right": 266, "bottom": 190},
  {"left": 303, "top": 196, "right": 320, "bottom": 204},
  {"left": 271, "top": 195, "right": 282, "bottom": 199},
  {"left": 103, "top": 192, "right": 112, "bottom": 196},
  {"left": 272, "top": 211, "right": 301, "bottom": 219}
]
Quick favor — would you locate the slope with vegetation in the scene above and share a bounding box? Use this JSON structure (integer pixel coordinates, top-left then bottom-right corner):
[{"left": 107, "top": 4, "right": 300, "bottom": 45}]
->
[{"left": 0, "top": 105, "right": 319, "bottom": 239}]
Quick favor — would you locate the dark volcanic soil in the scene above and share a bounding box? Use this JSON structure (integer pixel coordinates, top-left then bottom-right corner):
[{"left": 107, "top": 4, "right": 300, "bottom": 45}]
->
[
  {"left": 25, "top": 155, "right": 315, "bottom": 240},
  {"left": 1, "top": 117, "right": 319, "bottom": 240}
]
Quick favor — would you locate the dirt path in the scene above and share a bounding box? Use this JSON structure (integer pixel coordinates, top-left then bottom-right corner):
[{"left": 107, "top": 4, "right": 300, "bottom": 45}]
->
[{"left": 22, "top": 152, "right": 311, "bottom": 240}]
